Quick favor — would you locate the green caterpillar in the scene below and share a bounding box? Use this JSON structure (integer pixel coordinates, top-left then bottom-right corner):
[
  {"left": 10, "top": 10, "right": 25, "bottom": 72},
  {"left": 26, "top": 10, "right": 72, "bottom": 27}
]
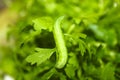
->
[{"left": 53, "top": 16, "right": 68, "bottom": 69}]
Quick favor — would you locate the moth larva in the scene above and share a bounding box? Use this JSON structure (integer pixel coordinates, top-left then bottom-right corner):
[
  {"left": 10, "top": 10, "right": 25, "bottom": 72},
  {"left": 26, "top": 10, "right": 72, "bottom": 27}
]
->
[{"left": 53, "top": 16, "right": 68, "bottom": 69}]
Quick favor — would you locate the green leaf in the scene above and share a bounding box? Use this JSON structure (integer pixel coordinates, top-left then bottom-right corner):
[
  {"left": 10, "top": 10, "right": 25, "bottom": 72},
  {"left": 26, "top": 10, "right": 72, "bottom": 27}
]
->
[
  {"left": 100, "top": 63, "right": 115, "bottom": 80},
  {"left": 88, "top": 24, "right": 105, "bottom": 39},
  {"left": 64, "top": 53, "right": 79, "bottom": 79},
  {"left": 68, "top": 53, "right": 79, "bottom": 68},
  {"left": 105, "top": 29, "right": 117, "bottom": 47},
  {"left": 78, "top": 39, "right": 87, "bottom": 56},
  {"left": 65, "top": 64, "right": 76, "bottom": 78},
  {"left": 77, "top": 68, "right": 82, "bottom": 80},
  {"left": 32, "top": 17, "right": 54, "bottom": 32},
  {"left": 79, "top": 33, "right": 87, "bottom": 39},
  {"left": 59, "top": 73, "right": 67, "bottom": 80},
  {"left": 26, "top": 48, "right": 55, "bottom": 65},
  {"left": 41, "top": 68, "right": 56, "bottom": 80}
]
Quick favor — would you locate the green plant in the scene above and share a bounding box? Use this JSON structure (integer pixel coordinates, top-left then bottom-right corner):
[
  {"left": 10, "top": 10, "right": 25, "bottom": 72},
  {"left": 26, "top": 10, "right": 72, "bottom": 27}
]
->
[{"left": 0, "top": 0, "right": 120, "bottom": 80}]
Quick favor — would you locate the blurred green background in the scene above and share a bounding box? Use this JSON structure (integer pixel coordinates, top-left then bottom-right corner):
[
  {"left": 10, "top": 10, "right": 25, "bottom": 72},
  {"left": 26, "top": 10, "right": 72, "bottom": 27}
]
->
[{"left": 0, "top": 0, "right": 120, "bottom": 80}]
